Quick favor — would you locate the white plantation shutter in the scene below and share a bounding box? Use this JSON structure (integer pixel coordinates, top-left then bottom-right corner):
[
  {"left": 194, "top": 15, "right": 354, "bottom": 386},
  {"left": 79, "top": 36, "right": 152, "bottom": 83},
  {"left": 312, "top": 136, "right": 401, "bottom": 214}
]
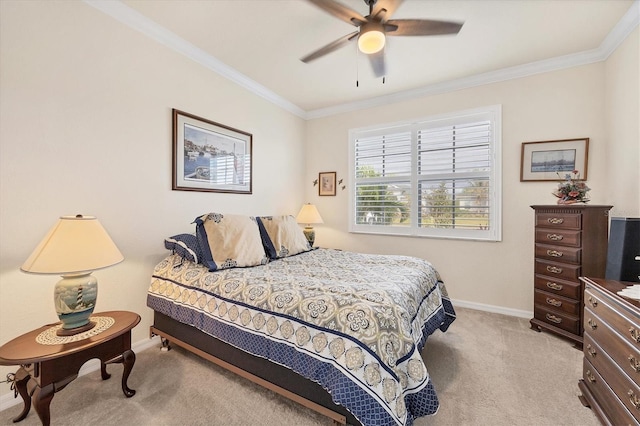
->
[
  {"left": 354, "top": 129, "right": 412, "bottom": 228},
  {"left": 349, "top": 106, "right": 502, "bottom": 241}
]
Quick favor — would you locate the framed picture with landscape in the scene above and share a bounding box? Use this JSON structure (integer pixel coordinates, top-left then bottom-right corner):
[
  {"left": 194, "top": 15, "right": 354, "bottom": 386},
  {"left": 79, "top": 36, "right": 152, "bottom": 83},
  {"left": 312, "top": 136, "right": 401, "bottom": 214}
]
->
[
  {"left": 520, "top": 138, "right": 589, "bottom": 182},
  {"left": 172, "top": 109, "right": 252, "bottom": 194}
]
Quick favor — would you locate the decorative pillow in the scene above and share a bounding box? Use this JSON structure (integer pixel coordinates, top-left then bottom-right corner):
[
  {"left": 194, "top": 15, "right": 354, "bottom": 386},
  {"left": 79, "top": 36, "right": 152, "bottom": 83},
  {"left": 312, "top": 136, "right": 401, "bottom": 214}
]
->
[
  {"left": 194, "top": 213, "right": 268, "bottom": 271},
  {"left": 256, "top": 215, "right": 311, "bottom": 259},
  {"left": 164, "top": 233, "right": 202, "bottom": 264}
]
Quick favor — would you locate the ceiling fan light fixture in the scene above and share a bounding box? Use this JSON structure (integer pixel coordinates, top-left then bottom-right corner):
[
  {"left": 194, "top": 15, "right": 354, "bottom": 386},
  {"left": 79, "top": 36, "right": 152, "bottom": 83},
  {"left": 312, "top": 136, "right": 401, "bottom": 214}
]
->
[{"left": 358, "top": 23, "right": 385, "bottom": 54}]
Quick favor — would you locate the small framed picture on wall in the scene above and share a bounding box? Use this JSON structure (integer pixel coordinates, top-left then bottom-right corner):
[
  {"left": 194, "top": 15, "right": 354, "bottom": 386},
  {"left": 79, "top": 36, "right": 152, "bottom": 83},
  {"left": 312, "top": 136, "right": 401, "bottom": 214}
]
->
[
  {"left": 520, "top": 138, "right": 589, "bottom": 182},
  {"left": 318, "top": 172, "right": 336, "bottom": 196}
]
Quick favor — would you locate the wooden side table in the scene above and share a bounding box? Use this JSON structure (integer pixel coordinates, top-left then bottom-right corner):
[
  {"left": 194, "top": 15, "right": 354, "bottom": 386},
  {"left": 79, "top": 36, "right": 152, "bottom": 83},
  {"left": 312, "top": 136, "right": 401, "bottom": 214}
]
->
[{"left": 0, "top": 311, "right": 140, "bottom": 426}]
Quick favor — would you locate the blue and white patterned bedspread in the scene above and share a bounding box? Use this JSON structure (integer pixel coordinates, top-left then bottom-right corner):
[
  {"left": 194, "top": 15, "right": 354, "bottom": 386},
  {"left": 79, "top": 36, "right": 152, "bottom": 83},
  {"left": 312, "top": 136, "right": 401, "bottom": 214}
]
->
[{"left": 147, "top": 248, "right": 455, "bottom": 426}]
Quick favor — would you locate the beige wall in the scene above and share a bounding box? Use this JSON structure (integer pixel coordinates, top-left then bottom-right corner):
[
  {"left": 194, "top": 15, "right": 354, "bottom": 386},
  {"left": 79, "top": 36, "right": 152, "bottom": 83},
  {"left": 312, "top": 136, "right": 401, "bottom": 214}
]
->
[
  {"left": 604, "top": 28, "right": 640, "bottom": 217},
  {"left": 0, "top": 0, "right": 637, "bottom": 407},
  {"left": 0, "top": 1, "right": 306, "bottom": 395},
  {"left": 304, "top": 28, "right": 639, "bottom": 315}
]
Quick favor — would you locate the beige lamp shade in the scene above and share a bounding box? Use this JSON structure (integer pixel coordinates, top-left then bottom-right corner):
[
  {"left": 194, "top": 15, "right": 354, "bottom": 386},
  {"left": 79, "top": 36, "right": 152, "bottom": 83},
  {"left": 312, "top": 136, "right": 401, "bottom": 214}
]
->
[
  {"left": 296, "top": 204, "right": 324, "bottom": 225},
  {"left": 21, "top": 215, "right": 124, "bottom": 275}
]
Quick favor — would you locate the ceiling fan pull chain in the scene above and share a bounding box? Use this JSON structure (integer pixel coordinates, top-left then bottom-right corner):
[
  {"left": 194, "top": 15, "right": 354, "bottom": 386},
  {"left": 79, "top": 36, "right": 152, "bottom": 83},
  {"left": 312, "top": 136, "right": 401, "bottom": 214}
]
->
[{"left": 356, "top": 43, "right": 360, "bottom": 87}]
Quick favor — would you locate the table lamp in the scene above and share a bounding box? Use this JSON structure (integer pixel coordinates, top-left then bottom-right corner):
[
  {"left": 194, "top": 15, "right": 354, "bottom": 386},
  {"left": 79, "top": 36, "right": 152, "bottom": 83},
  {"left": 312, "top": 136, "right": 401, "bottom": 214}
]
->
[
  {"left": 21, "top": 215, "right": 124, "bottom": 336},
  {"left": 296, "top": 204, "right": 324, "bottom": 247}
]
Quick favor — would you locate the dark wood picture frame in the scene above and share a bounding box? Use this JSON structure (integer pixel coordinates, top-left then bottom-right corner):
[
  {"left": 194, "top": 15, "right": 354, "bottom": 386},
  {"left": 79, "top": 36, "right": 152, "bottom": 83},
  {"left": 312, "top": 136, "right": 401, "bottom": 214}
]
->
[
  {"left": 520, "top": 138, "right": 589, "bottom": 182},
  {"left": 318, "top": 172, "right": 336, "bottom": 196},
  {"left": 172, "top": 109, "right": 252, "bottom": 194}
]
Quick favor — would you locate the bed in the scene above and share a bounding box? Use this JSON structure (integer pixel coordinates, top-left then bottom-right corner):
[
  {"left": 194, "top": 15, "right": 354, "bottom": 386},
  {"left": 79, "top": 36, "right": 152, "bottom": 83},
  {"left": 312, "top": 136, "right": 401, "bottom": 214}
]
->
[{"left": 146, "top": 213, "right": 456, "bottom": 426}]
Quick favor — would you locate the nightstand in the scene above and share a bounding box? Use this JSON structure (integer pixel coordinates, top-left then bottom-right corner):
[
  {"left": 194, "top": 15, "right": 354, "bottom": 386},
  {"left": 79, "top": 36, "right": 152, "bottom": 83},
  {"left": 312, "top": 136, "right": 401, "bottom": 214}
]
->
[{"left": 0, "top": 311, "right": 140, "bottom": 426}]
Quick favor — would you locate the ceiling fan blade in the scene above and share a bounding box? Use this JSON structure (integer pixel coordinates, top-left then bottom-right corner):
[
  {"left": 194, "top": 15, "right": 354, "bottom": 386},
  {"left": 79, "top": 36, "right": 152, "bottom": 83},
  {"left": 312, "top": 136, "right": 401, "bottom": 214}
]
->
[
  {"left": 368, "top": 49, "right": 386, "bottom": 78},
  {"left": 385, "top": 19, "right": 463, "bottom": 36},
  {"left": 372, "top": 0, "right": 403, "bottom": 22},
  {"left": 306, "top": 0, "right": 367, "bottom": 26},
  {"left": 300, "top": 31, "right": 359, "bottom": 63}
]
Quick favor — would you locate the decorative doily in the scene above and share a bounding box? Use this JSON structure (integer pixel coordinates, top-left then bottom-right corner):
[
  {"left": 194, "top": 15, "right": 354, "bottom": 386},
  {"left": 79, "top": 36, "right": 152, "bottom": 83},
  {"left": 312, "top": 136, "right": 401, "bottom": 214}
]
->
[{"left": 36, "top": 316, "right": 115, "bottom": 345}]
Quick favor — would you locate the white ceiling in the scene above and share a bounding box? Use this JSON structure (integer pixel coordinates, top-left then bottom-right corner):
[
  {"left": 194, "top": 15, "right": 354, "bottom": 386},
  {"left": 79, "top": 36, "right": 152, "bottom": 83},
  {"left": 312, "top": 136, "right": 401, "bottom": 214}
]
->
[{"left": 91, "top": 0, "right": 638, "bottom": 118}]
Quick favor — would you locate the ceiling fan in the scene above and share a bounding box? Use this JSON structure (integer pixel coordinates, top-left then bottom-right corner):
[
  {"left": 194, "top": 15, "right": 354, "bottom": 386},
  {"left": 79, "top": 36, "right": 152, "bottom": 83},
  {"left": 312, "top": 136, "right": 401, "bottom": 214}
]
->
[{"left": 301, "top": 0, "right": 463, "bottom": 78}]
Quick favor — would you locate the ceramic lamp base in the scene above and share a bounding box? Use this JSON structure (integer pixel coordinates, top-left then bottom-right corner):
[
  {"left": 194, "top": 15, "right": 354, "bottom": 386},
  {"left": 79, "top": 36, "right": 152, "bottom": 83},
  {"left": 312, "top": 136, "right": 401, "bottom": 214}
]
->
[
  {"left": 54, "top": 273, "right": 97, "bottom": 336},
  {"left": 56, "top": 321, "right": 96, "bottom": 336},
  {"left": 303, "top": 226, "right": 315, "bottom": 247}
]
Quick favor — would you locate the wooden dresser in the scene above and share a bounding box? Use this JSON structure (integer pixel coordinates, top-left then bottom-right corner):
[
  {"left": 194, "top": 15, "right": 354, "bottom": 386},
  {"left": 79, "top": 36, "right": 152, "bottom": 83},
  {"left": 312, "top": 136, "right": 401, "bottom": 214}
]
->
[
  {"left": 579, "top": 277, "right": 640, "bottom": 425},
  {"left": 530, "top": 205, "right": 612, "bottom": 347}
]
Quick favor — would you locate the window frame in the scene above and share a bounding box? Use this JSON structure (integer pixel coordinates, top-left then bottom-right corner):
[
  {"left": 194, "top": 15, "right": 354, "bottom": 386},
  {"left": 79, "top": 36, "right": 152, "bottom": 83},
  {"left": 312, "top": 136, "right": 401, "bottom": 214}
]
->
[{"left": 348, "top": 105, "right": 502, "bottom": 241}]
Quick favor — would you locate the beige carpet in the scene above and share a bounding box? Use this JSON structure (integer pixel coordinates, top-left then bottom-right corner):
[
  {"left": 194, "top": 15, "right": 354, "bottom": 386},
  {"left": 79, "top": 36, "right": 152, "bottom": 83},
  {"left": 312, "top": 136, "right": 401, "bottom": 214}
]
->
[{"left": 0, "top": 307, "right": 599, "bottom": 426}]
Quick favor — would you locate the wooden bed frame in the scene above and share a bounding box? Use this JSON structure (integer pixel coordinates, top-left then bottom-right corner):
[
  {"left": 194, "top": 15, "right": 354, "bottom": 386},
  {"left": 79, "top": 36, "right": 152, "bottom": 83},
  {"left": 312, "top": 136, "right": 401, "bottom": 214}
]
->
[{"left": 150, "top": 311, "right": 360, "bottom": 426}]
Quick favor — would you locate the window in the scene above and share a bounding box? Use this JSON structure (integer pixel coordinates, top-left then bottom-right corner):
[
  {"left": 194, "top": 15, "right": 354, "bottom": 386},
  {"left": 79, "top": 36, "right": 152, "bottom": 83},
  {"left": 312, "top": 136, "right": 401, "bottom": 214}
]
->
[{"left": 349, "top": 105, "right": 502, "bottom": 241}]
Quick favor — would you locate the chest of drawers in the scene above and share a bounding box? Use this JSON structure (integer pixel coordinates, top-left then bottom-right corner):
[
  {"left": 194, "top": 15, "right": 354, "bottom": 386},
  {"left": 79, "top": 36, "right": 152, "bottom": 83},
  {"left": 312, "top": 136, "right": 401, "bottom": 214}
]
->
[
  {"left": 578, "top": 277, "right": 640, "bottom": 425},
  {"left": 530, "top": 205, "right": 612, "bottom": 347}
]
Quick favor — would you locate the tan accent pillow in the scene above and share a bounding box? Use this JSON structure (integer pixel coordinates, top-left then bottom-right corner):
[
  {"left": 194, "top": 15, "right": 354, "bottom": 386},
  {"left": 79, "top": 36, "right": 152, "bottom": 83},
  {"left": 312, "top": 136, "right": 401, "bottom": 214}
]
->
[
  {"left": 257, "top": 215, "right": 311, "bottom": 259},
  {"left": 195, "top": 213, "right": 268, "bottom": 270}
]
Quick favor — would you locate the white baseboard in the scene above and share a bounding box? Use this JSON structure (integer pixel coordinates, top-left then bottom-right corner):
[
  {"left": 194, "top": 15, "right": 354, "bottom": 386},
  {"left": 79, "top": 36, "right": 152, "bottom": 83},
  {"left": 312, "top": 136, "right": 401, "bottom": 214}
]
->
[
  {"left": 451, "top": 298, "right": 533, "bottom": 319},
  {"left": 0, "top": 336, "right": 161, "bottom": 412},
  {"left": 1, "top": 301, "right": 531, "bottom": 413}
]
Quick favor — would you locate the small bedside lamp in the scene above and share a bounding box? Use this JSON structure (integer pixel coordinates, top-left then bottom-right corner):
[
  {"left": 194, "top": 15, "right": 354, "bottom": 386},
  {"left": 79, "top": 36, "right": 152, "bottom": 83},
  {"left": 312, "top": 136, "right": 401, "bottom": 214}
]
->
[
  {"left": 296, "top": 204, "right": 324, "bottom": 247},
  {"left": 21, "top": 215, "right": 123, "bottom": 336}
]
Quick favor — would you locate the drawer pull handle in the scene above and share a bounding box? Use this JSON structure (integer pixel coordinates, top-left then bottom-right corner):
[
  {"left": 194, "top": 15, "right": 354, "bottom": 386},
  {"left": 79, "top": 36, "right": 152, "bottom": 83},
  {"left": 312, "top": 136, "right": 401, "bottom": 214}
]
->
[
  {"left": 629, "top": 390, "right": 640, "bottom": 410},
  {"left": 586, "top": 344, "right": 597, "bottom": 358},
  {"left": 546, "top": 233, "right": 564, "bottom": 241},
  {"left": 545, "top": 313, "right": 562, "bottom": 324},
  {"left": 546, "top": 282, "right": 563, "bottom": 291},
  {"left": 587, "top": 296, "right": 598, "bottom": 308},
  {"left": 628, "top": 355, "right": 640, "bottom": 372},
  {"left": 630, "top": 328, "right": 640, "bottom": 343},
  {"left": 546, "top": 266, "right": 563, "bottom": 274},
  {"left": 586, "top": 370, "right": 596, "bottom": 383},
  {"left": 546, "top": 250, "right": 563, "bottom": 257},
  {"left": 547, "top": 217, "right": 565, "bottom": 225},
  {"left": 545, "top": 297, "right": 562, "bottom": 307},
  {"left": 587, "top": 318, "right": 598, "bottom": 330}
]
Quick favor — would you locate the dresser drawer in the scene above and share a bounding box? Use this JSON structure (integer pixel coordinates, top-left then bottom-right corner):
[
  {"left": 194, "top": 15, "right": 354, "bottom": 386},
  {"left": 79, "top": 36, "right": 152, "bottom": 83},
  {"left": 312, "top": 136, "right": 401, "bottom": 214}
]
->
[
  {"left": 534, "top": 304, "right": 580, "bottom": 334},
  {"left": 535, "top": 212, "right": 582, "bottom": 230},
  {"left": 534, "top": 289, "right": 580, "bottom": 315},
  {"left": 534, "top": 274, "right": 581, "bottom": 299},
  {"left": 535, "top": 259, "right": 581, "bottom": 282},
  {"left": 583, "top": 336, "right": 640, "bottom": 420},
  {"left": 535, "top": 244, "right": 581, "bottom": 264},
  {"left": 585, "top": 288, "right": 640, "bottom": 350},
  {"left": 583, "top": 358, "right": 639, "bottom": 426},
  {"left": 584, "top": 331, "right": 640, "bottom": 388},
  {"left": 535, "top": 228, "right": 581, "bottom": 247}
]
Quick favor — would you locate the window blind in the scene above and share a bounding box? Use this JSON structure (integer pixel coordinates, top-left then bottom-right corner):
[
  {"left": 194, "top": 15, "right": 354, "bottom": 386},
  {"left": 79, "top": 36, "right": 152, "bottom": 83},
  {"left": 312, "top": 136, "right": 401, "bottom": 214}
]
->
[{"left": 349, "top": 106, "right": 502, "bottom": 241}]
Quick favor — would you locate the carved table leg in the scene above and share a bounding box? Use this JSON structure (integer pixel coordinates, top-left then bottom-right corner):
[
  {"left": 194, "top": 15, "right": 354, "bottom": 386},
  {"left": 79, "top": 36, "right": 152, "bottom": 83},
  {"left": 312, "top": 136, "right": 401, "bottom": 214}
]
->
[
  {"left": 11, "top": 367, "right": 31, "bottom": 423},
  {"left": 121, "top": 350, "right": 136, "bottom": 397},
  {"left": 100, "top": 361, "right": 111, "bottom": 380},
  {"left": 104, "top": 349, "right": 136, "bottom": 397},
  {"left": 32, "top": 383, "right": 54, "bottom": 426}
]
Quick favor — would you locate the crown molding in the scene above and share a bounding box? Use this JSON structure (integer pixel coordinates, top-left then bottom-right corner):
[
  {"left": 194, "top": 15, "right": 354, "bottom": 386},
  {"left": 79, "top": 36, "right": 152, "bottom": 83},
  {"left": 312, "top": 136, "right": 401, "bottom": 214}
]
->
[
  {"left": 85, "top": 0, "right": 638, "bottom": 121},
  {"left": 600, "top": 0, "right": 640, "bottom": 59},
  {"left": 306, "top": 48, "right": 606, "bottom": 119},
  {"left": 83, "top": 0, "right": 307, "bottom": 119},
  {"left": 307, "top": 0, "right": 639, "bottom": 119}
]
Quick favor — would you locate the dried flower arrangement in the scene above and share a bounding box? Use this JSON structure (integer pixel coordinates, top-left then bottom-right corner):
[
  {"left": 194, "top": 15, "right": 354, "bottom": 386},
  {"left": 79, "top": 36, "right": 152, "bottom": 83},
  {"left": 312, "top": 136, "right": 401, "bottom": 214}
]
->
[{"left": 552, "top": 170, "right": 590, "bottom": 204}]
